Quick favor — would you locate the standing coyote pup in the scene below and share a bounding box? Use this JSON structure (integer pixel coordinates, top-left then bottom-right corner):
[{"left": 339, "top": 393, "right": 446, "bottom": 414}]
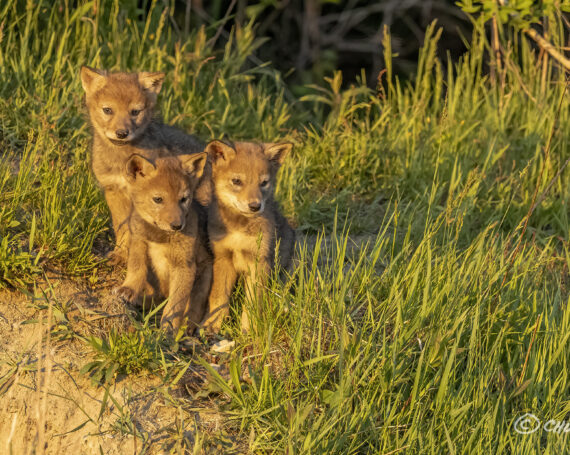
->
[
  {"left": 80, "top": 66, "right": 204, "bottom": 264},
  {"left": 201, "top": 141, "right": 295, "bottom": 333},
  {"left": 115, "top": 152, "right": 212, "bottom": 332}
]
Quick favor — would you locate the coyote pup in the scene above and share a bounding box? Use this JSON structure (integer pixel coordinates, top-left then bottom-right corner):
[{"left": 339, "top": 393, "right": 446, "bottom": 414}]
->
[
  {"left": 201, "top": 141, "right": 295, "bottom": 333},
  {"left": 115, "top": 152, "right": 211, "bottom": 332},
  {"left": 80, "top": 66, "right": 204, "bottom": 263}
]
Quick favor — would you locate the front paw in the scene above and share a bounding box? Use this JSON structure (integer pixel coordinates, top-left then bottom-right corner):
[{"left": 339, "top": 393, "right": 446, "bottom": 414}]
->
[
  {"left": 114, "top": 286, "right": 137, "bottom": 304},
  {"left": 106, "top": 248, "right": 127, "bottom": 266},
  {"left": 201, "top": 315, "right": 223, "bottom": 333}
]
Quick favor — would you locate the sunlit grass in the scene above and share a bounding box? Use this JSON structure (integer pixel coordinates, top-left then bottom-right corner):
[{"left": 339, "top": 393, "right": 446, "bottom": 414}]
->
[{"left": 1, "top": 0, "right": 569, "bottom": 453}]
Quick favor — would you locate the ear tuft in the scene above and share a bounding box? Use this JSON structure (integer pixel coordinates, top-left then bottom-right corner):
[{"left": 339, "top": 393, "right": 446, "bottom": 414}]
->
[
  {"left": 126, "top": 154, "right": 156, "bottom": 182},
  {"left": 205, "top": 140, "right": 236, "bottom": 164},
  {"left": 179, "top": 152, "right": 208, "bottom": 179},
  {"left": 264, "top": 142, "right": 292, "bottom": 166},
  {"left": 138, "top": 72, "right": 165, "bottom": 94},
  {"left": 80, "top": 66, "right": 107, "bottom": 94}
]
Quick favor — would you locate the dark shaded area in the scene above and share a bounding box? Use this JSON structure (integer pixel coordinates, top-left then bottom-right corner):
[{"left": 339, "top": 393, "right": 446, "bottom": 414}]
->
[{"left": 170, "top": 0, "right": 471, "bottom": 88}]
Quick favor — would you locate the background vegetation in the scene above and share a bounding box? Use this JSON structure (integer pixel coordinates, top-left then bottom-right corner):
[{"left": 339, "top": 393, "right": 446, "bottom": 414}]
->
[
  {"left": 173, "top": 0, "right": 470, "bottom": 90},
  {"left": 1, "top": 0, "right": 570, "bottom": 453}
]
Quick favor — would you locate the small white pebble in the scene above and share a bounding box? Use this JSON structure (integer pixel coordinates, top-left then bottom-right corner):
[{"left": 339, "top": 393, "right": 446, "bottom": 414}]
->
[{"left": 211, "top": 339, "right": 235, "bottom": 354}]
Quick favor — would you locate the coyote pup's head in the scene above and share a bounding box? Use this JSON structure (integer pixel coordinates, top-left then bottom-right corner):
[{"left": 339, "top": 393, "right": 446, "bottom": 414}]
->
[
  {"left": 125, "top": 153, "right": 207, "bottom": 232},
  {"left": 81, "top": 66, "right": 164, "bottom": 146},
  {"left": 205, "top": 141, "right": 292, "bottom": 217}
]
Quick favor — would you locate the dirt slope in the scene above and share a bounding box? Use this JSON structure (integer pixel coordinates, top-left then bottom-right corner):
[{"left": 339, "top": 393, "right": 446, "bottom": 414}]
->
[{"left": 0, "top": 276, "right": 215, "bottom": 455}]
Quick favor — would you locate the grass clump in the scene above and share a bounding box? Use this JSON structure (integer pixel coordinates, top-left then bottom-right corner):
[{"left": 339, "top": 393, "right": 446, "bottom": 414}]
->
[
  {"left": 81, "top": 323, "right": 171, "bottom": 385},
  {"left": 207, "top": 211, "right": 568, "bottom": 453}
]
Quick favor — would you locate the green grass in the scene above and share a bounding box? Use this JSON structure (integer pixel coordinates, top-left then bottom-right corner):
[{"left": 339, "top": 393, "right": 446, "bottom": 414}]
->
[{"left": 1, "top": 0, "right": 570, "bottom": 453}]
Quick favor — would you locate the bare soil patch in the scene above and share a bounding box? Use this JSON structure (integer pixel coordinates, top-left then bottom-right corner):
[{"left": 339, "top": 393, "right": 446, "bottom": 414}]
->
[{"left": 0, "top": 275, "right": 224, "bottom": 454}]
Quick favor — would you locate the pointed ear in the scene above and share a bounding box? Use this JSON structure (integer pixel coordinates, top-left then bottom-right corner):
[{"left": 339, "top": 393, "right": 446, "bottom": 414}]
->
[
  {"left": 126, "top": 154, "right": 156, "bottom": 182},
  {"left": 138, "top": 72, "right": 165, "bottom": 94},
  {"left": 264, "top": 142, "right": 292, "bottom": 166},
  {"left": 80, "top": 66, "right": 107, "bottom": 94},
  {"left": 179, "top": 152, "right": 207, "bottom": 179},
  {"left": 205, "top": 140, "right": 236, "bottom": 165}
]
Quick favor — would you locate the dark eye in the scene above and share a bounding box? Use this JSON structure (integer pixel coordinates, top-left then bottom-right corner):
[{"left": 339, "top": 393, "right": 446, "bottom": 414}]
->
[
  {"left": 102, "top": 107, "right": 113, "bottom": 115},
  {"left": 153, "top": 196, "right": 163, "bottom": 204},
  {"left": 260, "top": 179, "right": 269, "bottom": 188},
  {"left": 131, "top": 109, "right": 141, "bottom": 116},
  {"left": 180, "top": 196, "right": 188, "bottom": 204},
  {"left": 232, "top": 178, "right": 242, "bottom": 186}
]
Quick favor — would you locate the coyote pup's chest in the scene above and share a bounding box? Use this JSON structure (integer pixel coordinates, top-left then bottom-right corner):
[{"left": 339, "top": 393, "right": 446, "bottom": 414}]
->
[
  {"left": 147, "top": 241, "right": 171, "bottom": 285},
  {"left": 215, "top": 230, "right": 271, "bottom": 273}
]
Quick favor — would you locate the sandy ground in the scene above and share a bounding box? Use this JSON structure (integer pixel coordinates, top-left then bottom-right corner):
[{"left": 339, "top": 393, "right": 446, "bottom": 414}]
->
[{"left": 0, "top": 273, "right": 224, "bottom": 455}]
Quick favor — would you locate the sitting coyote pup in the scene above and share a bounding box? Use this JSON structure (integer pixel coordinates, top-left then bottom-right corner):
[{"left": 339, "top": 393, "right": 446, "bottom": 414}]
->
[
  {"left": 200, "top": 141, "right": 295, "bottom": 333},
  {"left": 80, "top": 66, "right": 204, "bottom": 264},
  {"left": 115, "top": 152, "right": 211, "bottom": 333}
]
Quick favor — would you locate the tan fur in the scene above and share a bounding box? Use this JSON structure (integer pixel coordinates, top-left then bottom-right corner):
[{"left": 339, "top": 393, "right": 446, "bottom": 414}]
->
[
  {"left": 81, "top": 66, "right": 206, "bottom": 264},
  {"left": 200, "top": 141, "right": 295, "bottom": 332},
  {"left": 115, "top": 153, "right": 212, "bottom": 333}
]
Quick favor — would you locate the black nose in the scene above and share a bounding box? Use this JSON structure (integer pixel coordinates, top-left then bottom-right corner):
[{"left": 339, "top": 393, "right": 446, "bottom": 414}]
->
[
  {"left": 248, "top": 201, "right": 261, "bottom": 212},
  {"left": 116, "top": 129, "right": 129, "bottom": 139},
  {"left": 171, "top": 223, "right": 183, "bottom": 231}
]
